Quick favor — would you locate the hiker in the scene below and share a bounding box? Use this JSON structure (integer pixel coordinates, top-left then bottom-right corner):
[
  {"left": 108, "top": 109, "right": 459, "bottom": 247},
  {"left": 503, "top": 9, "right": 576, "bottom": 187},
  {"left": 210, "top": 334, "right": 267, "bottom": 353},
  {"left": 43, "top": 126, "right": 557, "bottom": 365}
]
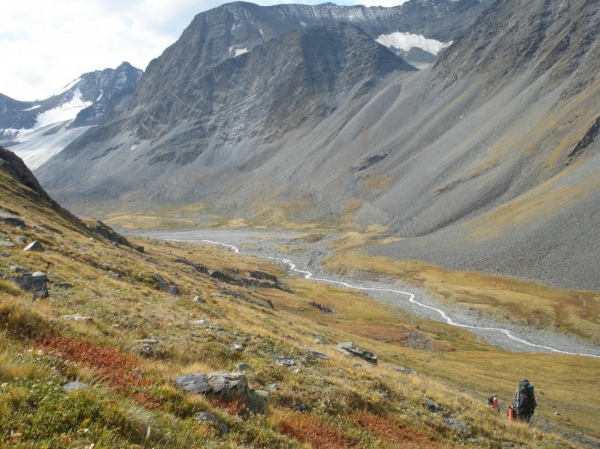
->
[
  {"left": 492, "top": 394, "right": 499, "bottom": 412},
  {"left": 513, "top": 378, "right": 537, "bottom": 422}
]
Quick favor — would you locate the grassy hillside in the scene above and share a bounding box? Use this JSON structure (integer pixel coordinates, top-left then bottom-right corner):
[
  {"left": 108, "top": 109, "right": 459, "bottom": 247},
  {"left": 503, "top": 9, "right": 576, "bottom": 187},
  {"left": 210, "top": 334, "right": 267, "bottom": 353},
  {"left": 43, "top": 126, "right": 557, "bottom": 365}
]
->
[{"left": 2, "top": 146, "right": 599, "bottom": 448}]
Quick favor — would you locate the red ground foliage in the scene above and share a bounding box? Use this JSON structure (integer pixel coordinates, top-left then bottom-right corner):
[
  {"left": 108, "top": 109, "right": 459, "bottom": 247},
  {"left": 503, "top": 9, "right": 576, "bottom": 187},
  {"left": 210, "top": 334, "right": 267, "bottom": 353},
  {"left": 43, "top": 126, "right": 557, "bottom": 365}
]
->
[
  {"left": 211, "top": 395, "right": 247, "bottom": 415},
  {"left": 280, "top": 414, "right": 352, "bottom": 449},
  {"left": 37, "top": 333, "right": 148, "bottom": 392},
  {"left": 352, "top": 412, "right": 448, "bottom": 448}
]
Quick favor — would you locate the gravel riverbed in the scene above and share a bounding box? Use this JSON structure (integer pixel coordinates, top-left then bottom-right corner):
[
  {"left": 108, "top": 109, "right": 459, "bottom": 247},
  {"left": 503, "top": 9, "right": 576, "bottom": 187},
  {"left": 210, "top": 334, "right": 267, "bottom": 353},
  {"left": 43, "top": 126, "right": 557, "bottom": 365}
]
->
[{"left": 132, "top": 229, "right": 600, "bottom": 358}]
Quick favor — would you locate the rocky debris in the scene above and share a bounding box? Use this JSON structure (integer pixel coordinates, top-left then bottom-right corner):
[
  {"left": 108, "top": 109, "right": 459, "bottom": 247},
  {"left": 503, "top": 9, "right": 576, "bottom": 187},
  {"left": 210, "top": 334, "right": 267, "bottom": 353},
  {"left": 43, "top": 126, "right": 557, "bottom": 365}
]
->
[
  {"left": 247, "top": 270, "right": 279, "bottom": 284},
  {"left": 192, "top": 295, "right": 206, "bottom": 303},
  {"left": 0, "top": 214, "right": 25, "bottom": 227},
  {"left": 12, "top": 271, "right": 48, "bottom": 298},
  {"left": 105, "top": 273, "right": 121, "bottom": 281},
  {"left": 402, "top": 331, "right": 433, "bottom": 352},
  {"left": 218, "top": 286, "right": 275, "bottom": 310},
  {"left": 209, "top": 268, "right": 287, "bottom": 292},
  {"left": 336, "top": 342, "right": 378, "bottom": 365},
  {"left": 308, "top": 300, "right": 333, "bottom": 313},
  {"left": 176, "top": 372, "right": 269, "bottom": 415},
  {"left": 391, "top": 365, "right": 418, "bottom": 375},
  {"left": 191, "top": 318, "right": 209, "bottom": 325},
  {"left": 2, "top": 241, "right": 16, "bottom": 247},
  {"left": 53, "top": 282, "right": 73, "bottom": 289},
  {"left": 174, "top": 258, "right": 208, "bottom": 274},
  {"left": 443, "top": 418, "right": 469, "bottom": 435},
  {"left": 62, "top": 381, "right": 90, "bottom": 392},
  {"left": 299, "top": 346, "right": 330, "bottom": 360},
  {"left": 426, "top": 398, "right": 441, "bottom": 413},
  {"left": 275, "top": 357, "right": 296, "bottom": 367},
  {"left": 62, "top": 314, "right": 93, "bottom": 322},
  {"left": 23, "top": 240, "right": 44, "bottom": 252},
  {"left": 15, "top": 236, "right": 26, "bottom": 244},
  {"left": 152, "top": 273, "right": 179, "bottom": 296},
  {"left": 195, "top": 411, "right": 229, "bottom": 436}
]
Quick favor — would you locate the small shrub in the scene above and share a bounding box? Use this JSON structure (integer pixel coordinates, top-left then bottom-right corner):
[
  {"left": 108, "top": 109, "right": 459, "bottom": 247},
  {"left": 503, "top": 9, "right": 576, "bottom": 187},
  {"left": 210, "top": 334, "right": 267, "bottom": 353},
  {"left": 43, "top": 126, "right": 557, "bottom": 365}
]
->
[
  {"left": 352, "top": 411, "right": 448, "bottom": 448},
  {"left": 280, "top": 413, "right": 352, "bottom": 449},
  {"left": 37, "top": 333, "right": 147, "bottom": 392}
]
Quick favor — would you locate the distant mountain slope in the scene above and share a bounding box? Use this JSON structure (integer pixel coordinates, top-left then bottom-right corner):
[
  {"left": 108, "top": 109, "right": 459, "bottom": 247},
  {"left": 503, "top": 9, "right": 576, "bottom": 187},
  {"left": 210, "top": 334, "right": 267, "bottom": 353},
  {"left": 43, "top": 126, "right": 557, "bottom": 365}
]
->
[
  {"left": 0, "top": 62, "right": 142, "bottom": 147},
  {"left": 35, "top": 0, "right": 600, "bottom": 290},
  {"left": 38, "top": 23, "right": 416, "bottom": 200}
]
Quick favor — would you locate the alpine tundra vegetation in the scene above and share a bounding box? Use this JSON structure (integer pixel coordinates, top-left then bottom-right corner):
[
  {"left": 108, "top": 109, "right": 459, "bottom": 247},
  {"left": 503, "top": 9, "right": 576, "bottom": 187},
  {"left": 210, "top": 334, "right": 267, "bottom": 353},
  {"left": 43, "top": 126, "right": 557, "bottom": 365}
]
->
[{"left": 1, "top": 0, "right": 600, "bottom": 447}]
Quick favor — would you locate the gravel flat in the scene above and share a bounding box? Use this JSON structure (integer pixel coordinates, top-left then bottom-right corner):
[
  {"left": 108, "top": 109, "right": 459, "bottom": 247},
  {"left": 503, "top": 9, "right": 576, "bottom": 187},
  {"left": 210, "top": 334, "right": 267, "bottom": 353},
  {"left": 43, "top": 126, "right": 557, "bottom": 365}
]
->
[{"left": 133, "top": 229, "right": 600, "bottom": 358}]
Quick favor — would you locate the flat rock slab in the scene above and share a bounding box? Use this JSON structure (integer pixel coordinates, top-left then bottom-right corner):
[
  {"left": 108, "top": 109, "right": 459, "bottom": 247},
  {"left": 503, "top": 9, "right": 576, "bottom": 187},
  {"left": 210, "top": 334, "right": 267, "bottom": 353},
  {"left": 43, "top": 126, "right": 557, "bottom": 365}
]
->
[
  {"left": 62, "top": 314, "right": 93, "bottom": 322},
  {"left": 299, "top": 346, "right": 330, "bottom": 360},
  {"left": 0, "top": 215, "right": 25, "bottom": 227},
  {"left": 336, "top": 342, "right": 378, "bottom": 365}
]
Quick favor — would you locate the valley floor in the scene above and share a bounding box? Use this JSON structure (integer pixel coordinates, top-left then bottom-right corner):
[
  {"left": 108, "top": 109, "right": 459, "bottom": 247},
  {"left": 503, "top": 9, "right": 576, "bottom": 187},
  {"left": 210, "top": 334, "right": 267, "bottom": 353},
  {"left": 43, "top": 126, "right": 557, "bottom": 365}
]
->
[{"left": 131, "top": 229, "right": 600, "bottom": 359}]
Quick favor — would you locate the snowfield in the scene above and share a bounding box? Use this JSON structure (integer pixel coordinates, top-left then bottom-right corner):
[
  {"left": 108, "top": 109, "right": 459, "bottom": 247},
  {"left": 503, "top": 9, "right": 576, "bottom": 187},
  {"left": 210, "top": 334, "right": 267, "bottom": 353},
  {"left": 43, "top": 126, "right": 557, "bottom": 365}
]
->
[
  {"left": 35, "top": 89, "right": 92, "bottom": 129},
  {"left": 376, "top": 32, "right": 451, "bottom": 55},
  {"left": 10, "top": 125, "right": 92, "bottom": 170}
]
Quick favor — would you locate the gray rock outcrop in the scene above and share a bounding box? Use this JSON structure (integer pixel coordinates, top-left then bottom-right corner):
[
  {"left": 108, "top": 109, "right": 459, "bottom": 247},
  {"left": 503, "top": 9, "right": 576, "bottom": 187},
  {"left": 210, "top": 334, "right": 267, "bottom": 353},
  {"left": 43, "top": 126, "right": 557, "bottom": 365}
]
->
[
  {"left": 175, "top": 372, "right": 269, "bottom": 415},
  {"left": 12, "top": 271, "right": 48, "bottom": 298}
]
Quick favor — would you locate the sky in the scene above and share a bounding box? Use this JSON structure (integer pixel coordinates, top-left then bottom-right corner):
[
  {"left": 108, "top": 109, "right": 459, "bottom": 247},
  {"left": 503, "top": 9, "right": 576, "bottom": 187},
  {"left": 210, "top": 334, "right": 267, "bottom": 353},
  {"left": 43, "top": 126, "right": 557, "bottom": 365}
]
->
[{"left": 2, "top": 0, "right": 409, "bottom": 102}]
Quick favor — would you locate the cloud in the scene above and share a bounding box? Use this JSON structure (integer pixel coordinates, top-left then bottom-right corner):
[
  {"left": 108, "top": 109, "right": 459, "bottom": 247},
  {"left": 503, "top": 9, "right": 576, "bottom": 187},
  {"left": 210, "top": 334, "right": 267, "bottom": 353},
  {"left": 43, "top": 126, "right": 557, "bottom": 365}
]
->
[{"left": 1, "top": 0, "right": 408, "bottom": 101}]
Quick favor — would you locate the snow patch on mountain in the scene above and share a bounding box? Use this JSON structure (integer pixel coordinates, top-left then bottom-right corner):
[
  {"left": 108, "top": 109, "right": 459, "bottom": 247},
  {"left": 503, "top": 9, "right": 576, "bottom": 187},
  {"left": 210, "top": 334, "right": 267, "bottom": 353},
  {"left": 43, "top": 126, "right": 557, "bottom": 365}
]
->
[
  {"left": 10, "top": 125, "right": 92, "bottom": 170},
  {"left": 376, "top": 32, "right": 452, "bottom": 55},
  {"left": 35, "top": 89, "right": 92, "bottom": 128}
]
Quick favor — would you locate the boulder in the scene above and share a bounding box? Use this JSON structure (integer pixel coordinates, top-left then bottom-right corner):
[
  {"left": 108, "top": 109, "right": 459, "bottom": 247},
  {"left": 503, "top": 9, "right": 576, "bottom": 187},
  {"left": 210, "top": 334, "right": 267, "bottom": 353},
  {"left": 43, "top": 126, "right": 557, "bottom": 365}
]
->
[
  {"left": 12, "top": 272, "right": 48, "bottom": 298},
  {"left": 192, "top": 295, "right": 206, "bottom": 303},
  {"left": 175, "top": 372, "right": 270, "bottom": 415},
  {"left": 336, "top": 342, "right": 378, "bottom": 365},
  {"left": 152, "top": 273, "right": 179, "bottom": 296},
  {"left": 308, "top": 300, "right": 334, "bottom": 313},
  {"left": 195, "top": 411, "right": 229, "bottom": 436},
  {"left": 23, "top": 241, "right": 44, "bottom": 252},
  {"left": 426, "top": 398, "right": 441, "bottom": 413},
  {"left": 236, "top": 363, "right": 253, "bottom": 372}
]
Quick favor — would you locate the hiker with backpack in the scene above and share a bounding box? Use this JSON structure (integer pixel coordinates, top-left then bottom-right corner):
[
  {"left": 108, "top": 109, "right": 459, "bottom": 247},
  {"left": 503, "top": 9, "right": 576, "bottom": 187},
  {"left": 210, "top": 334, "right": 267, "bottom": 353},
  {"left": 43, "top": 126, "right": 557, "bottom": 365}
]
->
[{"left": 513, "top": 379, "right": 537, "bottom": 422}]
